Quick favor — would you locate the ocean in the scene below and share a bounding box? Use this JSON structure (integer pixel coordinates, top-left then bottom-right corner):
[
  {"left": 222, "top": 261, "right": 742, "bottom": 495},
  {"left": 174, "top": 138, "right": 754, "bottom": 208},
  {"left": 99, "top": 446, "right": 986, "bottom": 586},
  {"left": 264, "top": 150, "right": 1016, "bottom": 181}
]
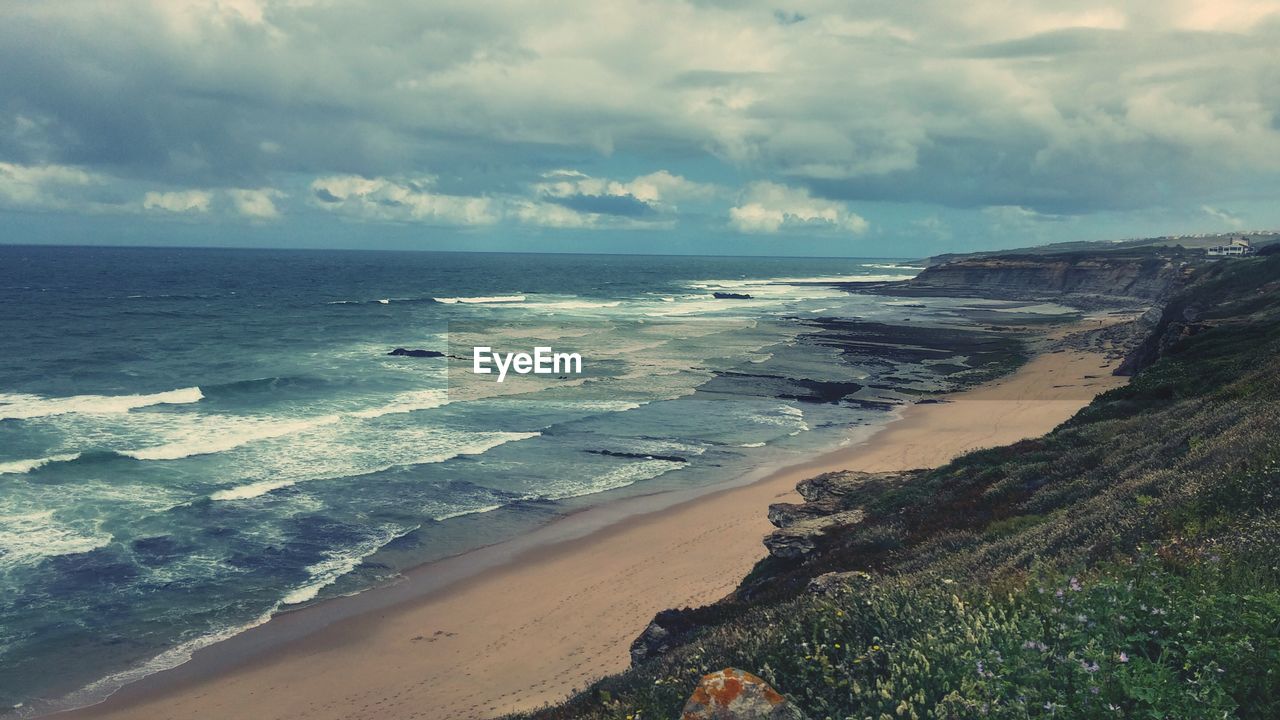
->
[{"left": 0, "top": 246, "right": 1017, "bottom": 715}]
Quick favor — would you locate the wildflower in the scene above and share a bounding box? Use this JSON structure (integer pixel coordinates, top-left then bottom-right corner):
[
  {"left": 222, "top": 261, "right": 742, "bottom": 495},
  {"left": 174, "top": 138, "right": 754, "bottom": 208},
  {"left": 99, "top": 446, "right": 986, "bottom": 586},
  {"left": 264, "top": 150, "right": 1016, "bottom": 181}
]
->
[
  {"left": 1118, "top": 652, "right": 1129, "bottom": 663},
  {"left": 1091, "top": 686, "right": 1100, "bottom": 695},
  {"left": 1070, "top": 577, "right": 1082, "bottom": 592},
  {"left": 1055, "top": 589, "right": 1064, "bottom": 599}
]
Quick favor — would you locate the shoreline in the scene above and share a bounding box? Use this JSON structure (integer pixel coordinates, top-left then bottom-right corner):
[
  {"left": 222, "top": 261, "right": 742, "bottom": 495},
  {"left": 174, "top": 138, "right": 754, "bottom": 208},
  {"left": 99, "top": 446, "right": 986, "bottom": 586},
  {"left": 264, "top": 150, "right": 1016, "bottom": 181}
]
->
[{"left": 58, "top": 326, "right": 1126, "bottom": 720}]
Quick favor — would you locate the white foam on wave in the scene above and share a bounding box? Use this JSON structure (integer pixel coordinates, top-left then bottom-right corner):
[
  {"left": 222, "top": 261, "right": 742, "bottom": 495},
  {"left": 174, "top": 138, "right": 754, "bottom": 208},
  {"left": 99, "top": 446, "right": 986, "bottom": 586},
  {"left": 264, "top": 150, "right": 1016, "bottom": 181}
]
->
[
  {"left": 529, "top": 299, "right": 623, "bottom": 311},
  {"left": 58, "top": 607, "right": 277, "bottom": 717},
  {"left": 49, "top": 518, "right": 416, "bottom": 713},
  {"left": 0, "top": 387, "right": 203, "bottom": 421},
  {"left": 434, "top": 295, "right": 526, "bottom": 304},
  {"left": 866, "top": 263, "right": 925, "bottom": 271},
  {"left": 281, "top": 524, "right": 410, "bottom": 605},
  {"left": 0, "top": 452, "right": 82, "bottom": 475},
  {"left": 122, "top": 415, "right": 342, "bottom": 462},
  {"left": 349, "top": 389, "right": 450, "bottom": 419},
  {"left": 0, "top": 510, "right": 112, "bottom": 573},
  {"left": 433, "top": 503, "right": 505, "bottom": 522},
  {"left": 747, "top": 404, "right": 808, "bottom": 434},
  {"left": 209, "top": 430, "right": 541, "bottom": 501},
  {"left": 553, "top": 458, "right": 685, "bottom": 499},
  {"left": 739, "top": 442, "right": 767, "bottom": 448}
]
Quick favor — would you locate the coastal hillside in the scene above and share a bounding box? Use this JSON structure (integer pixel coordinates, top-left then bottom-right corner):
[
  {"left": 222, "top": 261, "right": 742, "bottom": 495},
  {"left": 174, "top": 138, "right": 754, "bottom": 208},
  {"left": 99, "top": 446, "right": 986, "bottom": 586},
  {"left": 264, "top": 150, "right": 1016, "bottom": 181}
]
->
[
  {"left": 846, "top": 250, "right": 1194, "bottom": 310},
  {"left": 516, "top": 251, "right": 1280, "bottom": 719}
]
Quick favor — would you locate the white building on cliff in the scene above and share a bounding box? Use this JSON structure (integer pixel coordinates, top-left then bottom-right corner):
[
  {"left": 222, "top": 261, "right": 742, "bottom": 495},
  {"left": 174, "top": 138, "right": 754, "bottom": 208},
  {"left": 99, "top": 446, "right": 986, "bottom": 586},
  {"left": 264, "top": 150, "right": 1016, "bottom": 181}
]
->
[{"left": 1206, "top": 238, "right": 1256, "bottom": 257}]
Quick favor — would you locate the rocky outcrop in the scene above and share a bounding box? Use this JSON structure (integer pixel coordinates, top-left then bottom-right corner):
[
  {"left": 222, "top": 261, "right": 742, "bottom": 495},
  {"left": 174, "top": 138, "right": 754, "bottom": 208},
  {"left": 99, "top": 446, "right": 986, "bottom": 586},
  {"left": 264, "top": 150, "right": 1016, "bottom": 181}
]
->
[
  {"left": 681, "top": 668, "right": 808, "bottom": 720},
  {"left": 761, "top": 471, "right": 913, "bottom": 559},
  {"left": 713, "top": 292, "right": 753, "bottom": 299},
  {"left": 631, "top": 608, "right": 702, "bottom": 665},
  {"left": 387, "top": 348, "right": 444, "bottom": 358},
  {"left": 1114, "top": 289, "right": 1214, "bottom": 375},
  {"left": 763, "top": 510, "right": 866, "bottom": 559}
]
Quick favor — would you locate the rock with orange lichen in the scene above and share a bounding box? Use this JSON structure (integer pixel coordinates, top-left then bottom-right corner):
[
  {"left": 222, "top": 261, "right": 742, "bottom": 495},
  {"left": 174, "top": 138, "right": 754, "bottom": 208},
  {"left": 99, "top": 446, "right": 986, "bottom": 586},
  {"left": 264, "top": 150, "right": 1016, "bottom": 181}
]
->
[{"left": 680, "top": 668, "right": 808, "bottom": 720}]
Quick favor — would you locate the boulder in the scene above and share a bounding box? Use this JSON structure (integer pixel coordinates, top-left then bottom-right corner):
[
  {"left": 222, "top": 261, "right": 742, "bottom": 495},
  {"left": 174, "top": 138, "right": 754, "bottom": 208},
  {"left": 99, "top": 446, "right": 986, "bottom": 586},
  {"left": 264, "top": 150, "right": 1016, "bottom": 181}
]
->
[
  {"left": 713, "top": 292, "right": 752, "bottom": 299},
  {"left": 681, "top": 668, "right": 807, "bottom": 720}
]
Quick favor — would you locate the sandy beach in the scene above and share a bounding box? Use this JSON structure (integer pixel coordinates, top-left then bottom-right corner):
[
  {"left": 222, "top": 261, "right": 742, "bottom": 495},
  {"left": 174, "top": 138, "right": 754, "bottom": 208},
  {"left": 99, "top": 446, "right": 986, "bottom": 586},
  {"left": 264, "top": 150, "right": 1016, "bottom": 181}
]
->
[{"left": 63, "top": 331, "right": 1126, "bottom": 720}]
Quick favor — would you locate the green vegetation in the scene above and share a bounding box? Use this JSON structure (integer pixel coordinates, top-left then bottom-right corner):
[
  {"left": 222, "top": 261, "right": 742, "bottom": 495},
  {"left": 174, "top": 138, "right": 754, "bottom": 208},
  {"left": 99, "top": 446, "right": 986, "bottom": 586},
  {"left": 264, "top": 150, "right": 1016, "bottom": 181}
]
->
[{"left": 515, "top": 254, "right": 1280, "bottom": 720}]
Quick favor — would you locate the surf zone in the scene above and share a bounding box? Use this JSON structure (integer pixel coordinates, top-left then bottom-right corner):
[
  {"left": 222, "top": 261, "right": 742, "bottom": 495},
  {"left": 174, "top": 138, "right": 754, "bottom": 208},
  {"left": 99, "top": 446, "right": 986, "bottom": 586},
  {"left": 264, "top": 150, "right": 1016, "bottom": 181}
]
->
[{"left": 471, "top": 346, "right": 583, "bottom": 382}]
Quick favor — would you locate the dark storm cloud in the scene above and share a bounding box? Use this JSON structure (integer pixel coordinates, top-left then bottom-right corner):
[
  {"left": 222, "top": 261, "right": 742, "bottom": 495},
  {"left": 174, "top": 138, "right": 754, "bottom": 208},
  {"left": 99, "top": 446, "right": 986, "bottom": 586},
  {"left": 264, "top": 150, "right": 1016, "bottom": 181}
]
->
[{"left": 549, "top": 193, "right": 656, "bottom": 217}]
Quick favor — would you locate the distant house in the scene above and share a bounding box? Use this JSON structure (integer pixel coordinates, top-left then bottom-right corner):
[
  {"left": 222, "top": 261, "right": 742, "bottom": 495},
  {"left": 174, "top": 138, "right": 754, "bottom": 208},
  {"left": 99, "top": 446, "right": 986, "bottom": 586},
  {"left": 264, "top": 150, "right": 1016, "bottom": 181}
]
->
[{"left": 1207, "top": 238, "right": 1256, "bottom": 257}]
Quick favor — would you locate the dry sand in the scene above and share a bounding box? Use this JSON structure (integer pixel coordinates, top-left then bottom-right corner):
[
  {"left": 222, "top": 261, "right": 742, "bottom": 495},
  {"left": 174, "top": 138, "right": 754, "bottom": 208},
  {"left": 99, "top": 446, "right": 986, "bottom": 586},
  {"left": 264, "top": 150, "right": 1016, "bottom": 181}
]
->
[{"left": 65, "top": 334, "right": 1125, "bottom": 720}]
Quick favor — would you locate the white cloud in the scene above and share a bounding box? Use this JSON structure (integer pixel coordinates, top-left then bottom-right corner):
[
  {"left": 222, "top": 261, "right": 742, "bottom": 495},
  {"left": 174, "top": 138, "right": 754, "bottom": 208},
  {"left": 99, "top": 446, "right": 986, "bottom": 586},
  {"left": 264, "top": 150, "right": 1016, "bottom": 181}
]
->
[
  {"left": 143, "top": 189, "right": 212, "bottom": 214},
  {"left": 310, "top": 175, "right": 498, "bottom": 226},
  {"left": 729, "top": 182, "right": 868, "bottom": 235},
  {"left": 510, "top": 200, "right": 597, "bottom": 229},
  {"left": 534, "top": 169, "right": 717, "bottom": 206},
  {"left": 0, "top": 161, "right": 96, "bottom": 209},
  {"left": 229, "top": 187, "right": 284, "bottom": 219}
]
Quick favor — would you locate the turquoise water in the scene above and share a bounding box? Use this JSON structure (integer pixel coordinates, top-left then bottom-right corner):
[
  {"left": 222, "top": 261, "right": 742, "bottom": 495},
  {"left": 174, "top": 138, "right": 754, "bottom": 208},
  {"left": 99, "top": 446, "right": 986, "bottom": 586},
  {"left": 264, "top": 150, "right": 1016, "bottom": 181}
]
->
[{"left": 0, "top": 247, "right": 966, "bottom": 714}]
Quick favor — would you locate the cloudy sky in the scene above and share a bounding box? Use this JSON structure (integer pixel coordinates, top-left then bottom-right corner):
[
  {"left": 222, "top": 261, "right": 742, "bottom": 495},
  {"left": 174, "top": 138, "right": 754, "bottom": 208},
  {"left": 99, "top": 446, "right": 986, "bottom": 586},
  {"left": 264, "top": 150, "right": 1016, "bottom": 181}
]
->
[{"left": 2, "top": 0, "right": 1279, "bottom": 256}]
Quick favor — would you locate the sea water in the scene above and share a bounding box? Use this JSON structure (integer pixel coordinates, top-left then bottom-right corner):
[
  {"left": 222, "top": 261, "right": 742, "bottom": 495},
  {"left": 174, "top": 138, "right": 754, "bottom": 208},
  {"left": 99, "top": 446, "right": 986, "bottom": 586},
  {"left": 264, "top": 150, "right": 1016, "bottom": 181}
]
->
[{"left": 0, "top": 246, "right": 969, "bottom": 714}]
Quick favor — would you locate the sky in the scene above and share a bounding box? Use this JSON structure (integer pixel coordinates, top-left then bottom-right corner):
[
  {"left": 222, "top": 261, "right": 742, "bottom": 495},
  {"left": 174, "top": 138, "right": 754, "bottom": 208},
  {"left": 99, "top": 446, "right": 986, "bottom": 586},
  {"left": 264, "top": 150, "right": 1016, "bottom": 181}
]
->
[{"left": 1, "top": 0, "right": 1279, "bottom": 257}]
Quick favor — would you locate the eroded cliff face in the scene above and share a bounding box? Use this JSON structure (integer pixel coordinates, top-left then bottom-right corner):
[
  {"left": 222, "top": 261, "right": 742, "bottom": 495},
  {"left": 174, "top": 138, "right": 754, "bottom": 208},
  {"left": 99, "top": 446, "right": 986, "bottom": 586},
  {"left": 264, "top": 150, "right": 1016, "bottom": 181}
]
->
[{"left": 891, "top": 254, "right": 1193, "bottom": 308}]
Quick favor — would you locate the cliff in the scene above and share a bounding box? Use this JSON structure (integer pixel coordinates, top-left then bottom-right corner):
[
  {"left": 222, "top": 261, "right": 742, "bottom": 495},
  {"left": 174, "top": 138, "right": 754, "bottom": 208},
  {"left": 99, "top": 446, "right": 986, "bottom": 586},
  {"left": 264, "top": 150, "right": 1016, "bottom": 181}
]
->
[{"left": 851, "top": 252, "right": 1195, "bottom": 310}]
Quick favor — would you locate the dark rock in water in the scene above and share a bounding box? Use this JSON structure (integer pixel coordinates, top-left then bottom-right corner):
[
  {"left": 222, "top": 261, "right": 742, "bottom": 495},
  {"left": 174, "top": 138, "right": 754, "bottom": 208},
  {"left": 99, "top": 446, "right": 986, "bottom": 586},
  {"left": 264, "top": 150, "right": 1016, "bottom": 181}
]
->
[
  {"left": 588, "top": 449, "right": 687, "bottom": 463},
  {"left": 915, "top": 397, "right": 952, "bottom": 405},
  {"left": 681, "top": 668, "right": 809, "bottom": 719},
  {"left": 713, "top": 291, "right": 753, "bottom": 299},
  {"left": 387, "top": 348, "right": 444, "bottom": 358}
]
